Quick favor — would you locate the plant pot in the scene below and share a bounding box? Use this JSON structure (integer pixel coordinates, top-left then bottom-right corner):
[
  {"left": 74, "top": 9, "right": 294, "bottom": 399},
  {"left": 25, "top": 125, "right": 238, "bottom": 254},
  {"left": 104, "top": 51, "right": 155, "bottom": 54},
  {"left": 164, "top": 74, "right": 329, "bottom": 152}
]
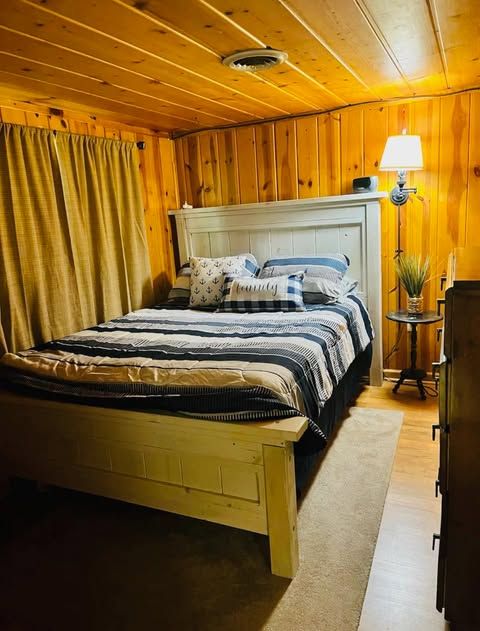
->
[{"left": 407, "top": 295, "right": 424, "bottom": 315}]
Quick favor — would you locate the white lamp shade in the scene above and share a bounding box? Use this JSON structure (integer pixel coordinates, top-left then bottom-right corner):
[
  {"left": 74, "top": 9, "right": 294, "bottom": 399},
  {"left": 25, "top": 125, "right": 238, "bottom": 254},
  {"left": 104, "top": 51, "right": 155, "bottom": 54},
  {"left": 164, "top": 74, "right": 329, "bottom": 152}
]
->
[{"left": 379, "top": 134, "right": 423, "bottom": 171}]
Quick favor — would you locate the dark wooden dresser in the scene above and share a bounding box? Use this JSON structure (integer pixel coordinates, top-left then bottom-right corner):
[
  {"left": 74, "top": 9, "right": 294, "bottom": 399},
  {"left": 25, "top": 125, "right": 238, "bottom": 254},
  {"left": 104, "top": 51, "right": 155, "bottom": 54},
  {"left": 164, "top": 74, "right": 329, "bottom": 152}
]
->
[{"left": 434, "top": 247, "right": 480, "bottom": 629}]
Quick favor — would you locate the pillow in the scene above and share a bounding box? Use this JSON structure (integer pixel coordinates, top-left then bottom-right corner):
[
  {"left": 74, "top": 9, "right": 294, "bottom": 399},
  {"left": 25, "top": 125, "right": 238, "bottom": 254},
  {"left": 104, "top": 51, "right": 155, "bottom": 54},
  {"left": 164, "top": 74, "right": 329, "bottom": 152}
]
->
[
  {"left": 217, "top": 273, "right": 306, "bottom": 313},
  {"left": 166, "top": 262, "right": 191, "bottom": 307},
  {"left": 339, "top": 275, "right": 359, "bottom": 296},
  {"left": 167, "top": 254, "right": 259, "bottom": 308},
  {"left": 303, "top": 275, "right": 359, "bottom": 304},
  {"left": 259, "top": 254, "right": 350, "bottom": 305},
  {"left": 260, "top": 254, "right": 349, "bottom": 284},
  {"left": 189, "top": 255, "right": 258, "bottom": 308}
]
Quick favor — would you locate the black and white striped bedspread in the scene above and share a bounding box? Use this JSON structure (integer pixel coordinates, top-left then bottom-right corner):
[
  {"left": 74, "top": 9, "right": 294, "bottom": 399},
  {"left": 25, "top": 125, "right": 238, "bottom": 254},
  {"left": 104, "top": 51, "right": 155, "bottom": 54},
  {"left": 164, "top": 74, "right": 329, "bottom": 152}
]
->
[{"left": 1, "top": 296, "right": 373, "bottom": 443}]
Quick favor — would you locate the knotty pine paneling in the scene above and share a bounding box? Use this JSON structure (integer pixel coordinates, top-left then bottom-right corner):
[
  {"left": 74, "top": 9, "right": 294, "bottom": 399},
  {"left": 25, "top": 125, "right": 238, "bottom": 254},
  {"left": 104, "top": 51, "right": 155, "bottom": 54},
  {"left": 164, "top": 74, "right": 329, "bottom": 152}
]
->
[
  {"left": 256, "top": 124, "right": 277, "bottom": 203},
  {"left": 235, "top": 127, "right": 258, "bottom": 205},
  {"left": 318, "top": 112, "right": 341, "bottom": 196},
  {"left": 276, "top": 120, "right": 298, "bottom": 201},
  {"left": 217, "top": 129, "right": 240, "bottom": 206},
  {"left": 466, "top": 92, "right": 480, "bottom": 247},
  {"left": 296, "top": 116, "right": 320, "bottom": 199},
  {"left": 1, "top": 0, "right": 479, "bottom": 134},
  {"left": 175, "top": 90, "right": 480, "bottom": 370},
  {"left": 0, "top": 102, "right": 177, "bottom": 302}
]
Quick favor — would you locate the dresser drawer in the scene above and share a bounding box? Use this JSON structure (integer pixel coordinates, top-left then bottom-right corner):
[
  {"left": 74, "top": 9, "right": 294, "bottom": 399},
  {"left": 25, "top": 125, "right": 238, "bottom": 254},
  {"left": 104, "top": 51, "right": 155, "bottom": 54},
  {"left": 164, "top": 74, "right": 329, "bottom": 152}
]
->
[
  {"left": 438, "top": 426, "right": 449, "bottom": 495},
  {"left": 434, "top": 361, "right": 449, "bottom": 496},
  {"left": 442, "top": 288, "right": 453, "bottom": 360},
  {"left": 438, "top": 361, "right": 449, "bottom": 431},
  {"left": 436, "top": 493, "right": 448, "bottom": 613}
]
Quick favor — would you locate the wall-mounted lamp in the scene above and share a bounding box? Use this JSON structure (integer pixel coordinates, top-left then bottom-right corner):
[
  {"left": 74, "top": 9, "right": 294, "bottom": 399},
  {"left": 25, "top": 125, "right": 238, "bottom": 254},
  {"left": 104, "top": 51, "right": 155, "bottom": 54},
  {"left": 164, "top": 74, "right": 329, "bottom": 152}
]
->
[
  {"left": 379, "top": 131, "right": 423, "bottom": 206},
  {"left": 379, "top": 131, "right": 424, "bottom": 318}
]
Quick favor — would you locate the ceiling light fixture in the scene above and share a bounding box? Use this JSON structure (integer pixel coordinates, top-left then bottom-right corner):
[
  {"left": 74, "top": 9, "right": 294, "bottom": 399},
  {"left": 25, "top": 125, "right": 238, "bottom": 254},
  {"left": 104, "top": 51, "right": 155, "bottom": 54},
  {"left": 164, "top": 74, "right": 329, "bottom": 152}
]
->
[{"left": 222, "top": 48, "right": 288, "bottom": 72}]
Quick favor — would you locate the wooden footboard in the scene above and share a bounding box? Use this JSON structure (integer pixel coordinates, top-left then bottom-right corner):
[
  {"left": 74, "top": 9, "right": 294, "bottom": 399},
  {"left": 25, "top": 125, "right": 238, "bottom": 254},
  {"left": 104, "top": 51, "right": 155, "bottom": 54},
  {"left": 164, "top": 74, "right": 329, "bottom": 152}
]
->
[{"left": 0, "top": 390, "right": 307, "bottom": 578}]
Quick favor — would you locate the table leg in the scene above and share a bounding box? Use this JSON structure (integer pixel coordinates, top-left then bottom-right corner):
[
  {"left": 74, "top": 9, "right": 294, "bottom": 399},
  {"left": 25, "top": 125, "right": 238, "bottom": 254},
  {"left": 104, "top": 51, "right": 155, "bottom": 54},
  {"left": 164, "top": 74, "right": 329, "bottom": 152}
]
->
[
  {"left": 410, "top": 323, "right": 418, "bottom": 370},
  {"left": 392, "top": 323, "right": 427, "bottom": 399},
  {"left": 417, "top": 378, "right": 427, "bottom": 400},
  {"left": 392, "top": 371, "right": 407, "bottom": 394}
]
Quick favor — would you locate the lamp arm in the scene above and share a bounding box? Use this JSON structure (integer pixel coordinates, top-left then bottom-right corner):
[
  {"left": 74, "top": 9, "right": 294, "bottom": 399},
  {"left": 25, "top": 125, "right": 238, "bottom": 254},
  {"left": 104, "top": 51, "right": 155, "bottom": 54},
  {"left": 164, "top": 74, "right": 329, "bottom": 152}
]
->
[{"left": 390, "top": 169, "right": 417, "bottom": 206}]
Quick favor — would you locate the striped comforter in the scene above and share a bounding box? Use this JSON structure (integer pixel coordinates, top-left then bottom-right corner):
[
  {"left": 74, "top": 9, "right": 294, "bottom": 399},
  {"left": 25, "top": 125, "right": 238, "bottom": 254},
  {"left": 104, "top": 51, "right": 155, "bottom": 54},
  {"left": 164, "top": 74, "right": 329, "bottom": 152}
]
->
[{"left": 1, "top": 296, "right": 373, "bottom": 443}]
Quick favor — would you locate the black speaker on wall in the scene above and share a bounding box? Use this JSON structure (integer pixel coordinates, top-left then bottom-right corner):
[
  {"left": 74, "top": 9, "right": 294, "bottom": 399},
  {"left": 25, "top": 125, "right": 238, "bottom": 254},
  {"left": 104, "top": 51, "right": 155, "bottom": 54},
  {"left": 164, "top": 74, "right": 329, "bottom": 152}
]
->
[{"left": 352, "top": 176, "right": 378, "bottom": 193}]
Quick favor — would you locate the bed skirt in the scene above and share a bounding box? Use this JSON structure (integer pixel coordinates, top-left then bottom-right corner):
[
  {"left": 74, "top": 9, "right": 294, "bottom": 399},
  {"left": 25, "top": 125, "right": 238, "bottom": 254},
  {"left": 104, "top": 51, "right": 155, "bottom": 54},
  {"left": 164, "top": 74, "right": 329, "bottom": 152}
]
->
[{"left": 294, "top": 342, "right": 372, "bottom": 493}]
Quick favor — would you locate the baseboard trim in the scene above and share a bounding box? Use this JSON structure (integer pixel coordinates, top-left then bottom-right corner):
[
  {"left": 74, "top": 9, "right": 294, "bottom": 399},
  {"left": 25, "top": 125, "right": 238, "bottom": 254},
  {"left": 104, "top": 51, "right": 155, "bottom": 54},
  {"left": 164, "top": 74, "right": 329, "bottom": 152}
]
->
[{"left": 383, "top": 368, "right": 435, "bottom": 383}]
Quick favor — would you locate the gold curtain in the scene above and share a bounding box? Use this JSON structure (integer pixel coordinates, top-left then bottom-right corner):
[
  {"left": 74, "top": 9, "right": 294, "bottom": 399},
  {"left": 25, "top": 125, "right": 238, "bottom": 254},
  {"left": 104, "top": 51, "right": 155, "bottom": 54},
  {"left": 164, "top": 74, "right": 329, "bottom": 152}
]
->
[{"left": 0, "top": 124, "right": 153, "bottom": 354}]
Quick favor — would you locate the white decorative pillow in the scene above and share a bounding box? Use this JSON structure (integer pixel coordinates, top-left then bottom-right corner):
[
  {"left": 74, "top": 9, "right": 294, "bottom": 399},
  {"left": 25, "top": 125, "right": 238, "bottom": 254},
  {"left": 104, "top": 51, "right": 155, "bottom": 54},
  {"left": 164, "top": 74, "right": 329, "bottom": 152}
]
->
[
  {"left": 303, "top": 275, "right": 359, "bottom": 304},
  {"left": 189, "top": 255, "right": 256, "bottom": 307}
]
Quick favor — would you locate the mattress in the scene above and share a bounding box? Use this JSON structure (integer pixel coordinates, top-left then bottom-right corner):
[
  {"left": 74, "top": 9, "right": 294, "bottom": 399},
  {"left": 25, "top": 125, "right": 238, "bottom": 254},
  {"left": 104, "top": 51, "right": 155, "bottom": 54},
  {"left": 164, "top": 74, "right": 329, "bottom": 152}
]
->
[{"left": 1, "top": 295, "right": 373, "bottom": 446}]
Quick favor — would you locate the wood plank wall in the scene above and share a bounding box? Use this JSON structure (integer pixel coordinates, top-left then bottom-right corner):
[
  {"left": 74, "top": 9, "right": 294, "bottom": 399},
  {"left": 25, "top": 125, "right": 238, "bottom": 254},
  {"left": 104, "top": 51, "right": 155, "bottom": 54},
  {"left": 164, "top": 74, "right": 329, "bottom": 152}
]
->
[
  {"left": 175, "top": 91, "right": 480, "bottom": 371},
  {"left": 0, "top": 101, "right": 178, "bottom": 302}
]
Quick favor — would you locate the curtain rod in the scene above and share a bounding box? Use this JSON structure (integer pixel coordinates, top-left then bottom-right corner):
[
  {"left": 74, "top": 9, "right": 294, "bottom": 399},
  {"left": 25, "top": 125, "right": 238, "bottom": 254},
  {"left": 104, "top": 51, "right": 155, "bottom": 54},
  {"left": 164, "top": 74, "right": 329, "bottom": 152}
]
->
[{"left": 49, "top": 129, "right": 146, "bottom": 149}]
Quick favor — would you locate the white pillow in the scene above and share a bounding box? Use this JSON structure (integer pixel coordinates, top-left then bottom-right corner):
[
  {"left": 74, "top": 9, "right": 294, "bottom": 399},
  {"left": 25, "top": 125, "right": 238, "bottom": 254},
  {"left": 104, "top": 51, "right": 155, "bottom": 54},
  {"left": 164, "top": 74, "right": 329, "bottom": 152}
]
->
[
  {"left": 303, "top": 275, "right": 359, "bottom": 304},
  {"left": 189, "top": 255, "right": 256, "bottom": 307}
]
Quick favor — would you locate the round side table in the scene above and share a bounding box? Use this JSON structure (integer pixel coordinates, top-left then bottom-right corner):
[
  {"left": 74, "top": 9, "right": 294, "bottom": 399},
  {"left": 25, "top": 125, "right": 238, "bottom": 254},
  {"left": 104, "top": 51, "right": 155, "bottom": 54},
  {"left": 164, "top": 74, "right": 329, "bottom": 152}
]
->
[{"left": 386, "top": 310, "right": 443, "bottom": 400}]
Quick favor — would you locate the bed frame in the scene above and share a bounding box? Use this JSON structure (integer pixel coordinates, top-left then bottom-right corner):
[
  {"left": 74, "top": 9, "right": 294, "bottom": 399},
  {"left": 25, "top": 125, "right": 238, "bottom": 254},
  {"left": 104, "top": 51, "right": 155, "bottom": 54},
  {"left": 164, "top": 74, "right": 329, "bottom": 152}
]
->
[{"left": 0, "top": 192, "right": 385, "bottom": 579}]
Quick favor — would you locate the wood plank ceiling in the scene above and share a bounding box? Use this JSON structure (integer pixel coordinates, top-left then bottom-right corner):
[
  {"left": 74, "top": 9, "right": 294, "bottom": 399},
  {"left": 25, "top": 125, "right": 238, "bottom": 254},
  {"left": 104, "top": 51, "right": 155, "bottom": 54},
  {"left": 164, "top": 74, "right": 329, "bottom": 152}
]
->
[{"left": 0, "top": 0, "right": 478, "bottom": 135}]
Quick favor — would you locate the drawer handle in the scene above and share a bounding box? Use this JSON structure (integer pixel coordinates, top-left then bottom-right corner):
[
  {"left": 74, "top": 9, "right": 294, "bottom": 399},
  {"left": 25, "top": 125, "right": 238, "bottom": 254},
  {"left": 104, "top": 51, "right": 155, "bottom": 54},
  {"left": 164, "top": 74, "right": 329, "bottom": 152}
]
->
[
  {"left": 432, "top": 423, "right": 449, "bottom": 440},
  {"left": 432, "top": 533, "right": 440, "bottom": 551},
  {"left": 440, "top": 275, "right": 447, "bottom": 291},
  {"left": 435, "top": 479, "right": 440, "bottom": 498},
  {"left": 437, "top": 298, "right": 445, "bottom": 316},
  {"left": 436, "top": 327, "right": 443, "bottom": 342}
]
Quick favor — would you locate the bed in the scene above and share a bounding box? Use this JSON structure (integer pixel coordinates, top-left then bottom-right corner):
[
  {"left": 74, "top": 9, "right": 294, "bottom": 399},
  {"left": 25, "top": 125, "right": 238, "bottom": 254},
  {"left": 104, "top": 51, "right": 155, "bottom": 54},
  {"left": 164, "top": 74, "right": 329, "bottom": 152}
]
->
[{"left": 0, "top": 192, "right": 385, "bottom": 578}]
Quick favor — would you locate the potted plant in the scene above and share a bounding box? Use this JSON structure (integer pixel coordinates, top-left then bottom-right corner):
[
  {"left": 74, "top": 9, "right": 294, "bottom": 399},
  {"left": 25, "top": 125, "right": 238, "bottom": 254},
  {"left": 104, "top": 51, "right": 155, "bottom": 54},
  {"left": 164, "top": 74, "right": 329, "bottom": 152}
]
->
[{"left": 395, "top": 254, "right": 430, "bottom": 315}]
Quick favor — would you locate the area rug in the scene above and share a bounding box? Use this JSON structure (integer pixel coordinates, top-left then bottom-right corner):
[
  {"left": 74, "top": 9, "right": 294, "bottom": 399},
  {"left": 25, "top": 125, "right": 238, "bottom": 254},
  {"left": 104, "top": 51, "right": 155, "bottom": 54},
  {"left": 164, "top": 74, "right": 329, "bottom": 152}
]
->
[{"left": 0, "top": 407, "right": 402, "bottom": 631}]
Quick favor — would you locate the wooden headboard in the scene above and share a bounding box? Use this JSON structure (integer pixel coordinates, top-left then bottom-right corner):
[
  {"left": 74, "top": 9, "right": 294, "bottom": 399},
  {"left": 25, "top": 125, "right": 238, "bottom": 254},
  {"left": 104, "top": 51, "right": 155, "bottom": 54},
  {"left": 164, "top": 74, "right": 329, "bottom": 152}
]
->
[{"left": 169, "top": 192, "right": 386, "bottom": 385}]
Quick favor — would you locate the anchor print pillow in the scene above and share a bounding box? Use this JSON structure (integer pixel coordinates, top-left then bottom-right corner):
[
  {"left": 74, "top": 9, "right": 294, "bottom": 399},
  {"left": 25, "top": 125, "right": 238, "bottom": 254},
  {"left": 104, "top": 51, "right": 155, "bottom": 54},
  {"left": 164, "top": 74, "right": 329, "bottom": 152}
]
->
[{"left": 189, "top": 255, "right": 257, "bottom": 307}]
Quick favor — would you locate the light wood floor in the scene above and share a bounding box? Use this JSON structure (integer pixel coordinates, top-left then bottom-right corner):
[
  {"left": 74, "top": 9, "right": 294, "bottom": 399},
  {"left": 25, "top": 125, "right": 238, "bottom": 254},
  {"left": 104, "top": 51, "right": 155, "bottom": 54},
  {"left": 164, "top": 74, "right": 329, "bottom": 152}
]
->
[{"left": 357, "top": 382, "right": 449, "bottom": 631}]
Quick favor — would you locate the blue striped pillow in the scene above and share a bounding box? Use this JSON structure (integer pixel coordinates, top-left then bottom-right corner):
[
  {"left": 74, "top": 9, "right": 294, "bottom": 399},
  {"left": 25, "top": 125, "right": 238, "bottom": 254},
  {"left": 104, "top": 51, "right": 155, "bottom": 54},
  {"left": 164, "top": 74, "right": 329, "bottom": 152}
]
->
[
  {"left": 217, "top": 272, "right": 305, "bottom": 313},
  {"left": 259, "top": 254, "right": 350, "bottom": 304},
  {"left": 166, "top": 262, "right": 191, "bottom": 307},
  {"left": 167, "top": 254, "right": 260, "bottom": 307}
]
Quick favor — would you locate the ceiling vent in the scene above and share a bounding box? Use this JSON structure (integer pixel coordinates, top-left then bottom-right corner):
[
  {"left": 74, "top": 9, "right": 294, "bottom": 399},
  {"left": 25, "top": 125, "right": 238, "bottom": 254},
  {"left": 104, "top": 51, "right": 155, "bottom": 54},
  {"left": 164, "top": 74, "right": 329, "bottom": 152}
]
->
[{"left": 222, "top": 48, "right": 288, "bottom": 72}]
